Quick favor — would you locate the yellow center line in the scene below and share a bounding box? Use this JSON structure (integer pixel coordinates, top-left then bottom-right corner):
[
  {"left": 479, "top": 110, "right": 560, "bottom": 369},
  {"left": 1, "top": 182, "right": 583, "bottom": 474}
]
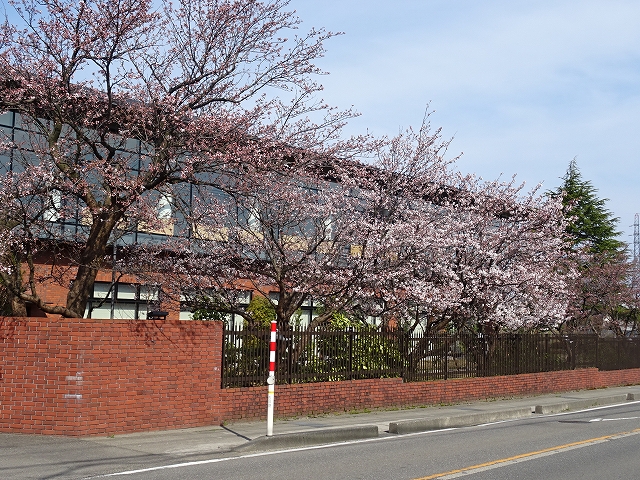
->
[{"left": 414, "top": 428, "right": 640, "bottom": 480}]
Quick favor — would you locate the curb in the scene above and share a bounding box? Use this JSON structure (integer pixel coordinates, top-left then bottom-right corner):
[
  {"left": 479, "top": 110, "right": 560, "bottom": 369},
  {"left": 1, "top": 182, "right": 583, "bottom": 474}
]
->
[
  {"left": 388, "top": 407, "right": 533, "bottom": 435},
  {"left": 533, "top": 393, "right": 636, "bottom": 415},
  {"left": 233, "top": 425, "right": 379, "bottom": 452}
]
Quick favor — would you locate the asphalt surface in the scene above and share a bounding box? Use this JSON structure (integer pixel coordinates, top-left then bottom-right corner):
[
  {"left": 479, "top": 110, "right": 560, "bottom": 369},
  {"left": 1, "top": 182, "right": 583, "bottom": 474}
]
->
[
  {"left": 1, "top": 385, "right": 639, "bottom": 479},
  {"left": 116, "top": 401, "right": 640, "bottom": 480}
]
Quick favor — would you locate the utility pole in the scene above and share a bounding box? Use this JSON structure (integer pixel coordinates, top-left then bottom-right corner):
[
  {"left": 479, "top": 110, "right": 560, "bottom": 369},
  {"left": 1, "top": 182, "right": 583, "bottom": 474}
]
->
[
  {"left": 633, "top": 213, "right": 640, "bottom": 290},
  {"left": 634, "top": 213, "right": 639, "bottom": 264}
]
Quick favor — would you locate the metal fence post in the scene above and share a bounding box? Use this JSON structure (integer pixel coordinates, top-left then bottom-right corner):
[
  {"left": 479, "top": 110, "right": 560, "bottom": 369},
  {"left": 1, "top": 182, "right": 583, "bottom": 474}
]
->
[
  {"left": 444, "top": 335, "right": 449, "bottom": 381},
  {"left": 221, "top": 326, "right": 227, "bottom": 388},
  {"left": 399, "top": 329, "right": 406, "bottom": 380},
  {"left": 287, "top": 328, "right": 293, "bottom": 384},
  {"left": 544, "top": 335, "right": 549, "bottom": 371},
  {"left": 348, "top": 326, "right": 354, "bottom": 380}
]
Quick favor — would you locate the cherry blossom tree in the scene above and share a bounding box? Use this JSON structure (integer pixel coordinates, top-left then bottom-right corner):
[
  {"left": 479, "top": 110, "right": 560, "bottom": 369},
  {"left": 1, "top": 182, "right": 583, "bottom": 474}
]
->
[
  {"left": 129, "top": 114, "right": 457, "bottom": 331},
  {"left": 561, "top": 251, "right": 640, "bottom": 335},
  {"left": 139, "top": 114, "right": 572, "bottom": 336},
  {"left": 144, "top": 164, "right": 367, "bottom": 329},
  {"left": 332, "top": 120, "right": 572, "bottom": 335},
  {"left": 364, "top": 130, "right": 573, "bottom": 335},
  {"left": 0, "top": 0, "right": 358, "bottom": 317},
  {"left": 1, "top": 1, "right": 574, "bottom": 330},
  {"left": 435, "top": 179, "right": 572, "bottom": 334}
]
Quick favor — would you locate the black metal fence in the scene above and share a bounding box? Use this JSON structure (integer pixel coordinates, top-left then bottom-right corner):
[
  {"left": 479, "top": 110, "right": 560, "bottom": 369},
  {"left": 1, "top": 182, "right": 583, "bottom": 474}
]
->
[{"left": 222, "top": 326, "right": 640, "bottom": 388}]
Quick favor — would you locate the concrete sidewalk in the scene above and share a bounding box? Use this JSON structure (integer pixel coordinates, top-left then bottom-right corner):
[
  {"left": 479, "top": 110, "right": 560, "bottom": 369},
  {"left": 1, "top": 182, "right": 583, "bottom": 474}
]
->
[{"left": 1, "top": 385, "right": 639, "bottom": 479}]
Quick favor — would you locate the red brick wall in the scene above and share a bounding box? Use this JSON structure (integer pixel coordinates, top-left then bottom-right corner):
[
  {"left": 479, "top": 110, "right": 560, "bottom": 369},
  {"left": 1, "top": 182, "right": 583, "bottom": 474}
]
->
[
  {"left": 2, "top": 316, "right": 640, "bottom": 436},
  {"left": 218, "top": 368, "right": 640, "bottom": 422},
  {"left": 0, "top": 317, "right": 223, "bottom": 435}
]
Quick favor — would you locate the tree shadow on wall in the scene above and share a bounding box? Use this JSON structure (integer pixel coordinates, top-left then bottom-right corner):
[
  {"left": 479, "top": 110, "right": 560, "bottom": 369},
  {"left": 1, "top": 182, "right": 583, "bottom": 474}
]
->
[
  {"left": 127, "top": 318, "right": 163, "bottom": 346},
  {"left": 126, "top": 318, "right": 215, "bottom": 350},
  {"left": 0, "top": 316, "right": 19, "bottom": 341}
]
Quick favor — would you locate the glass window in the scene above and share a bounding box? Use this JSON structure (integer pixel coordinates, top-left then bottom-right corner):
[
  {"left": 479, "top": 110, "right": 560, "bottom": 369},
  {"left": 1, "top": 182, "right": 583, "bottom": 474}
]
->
[
  {"left": 86, "top": 282, "right": 162, "bottom": 319},
  {"left": 140, "top": 285, "right": 160, "bottom": 302},
  {"left": 92, "top": 282, "right": 113, "bottom": 299},
  {"left": 12, "top": 128, "right": 31, "bottom": 147},
  {"left": 0, "top": 111, "right": 13, "bottom": 127},
  {"left": 89, "top": 305, "right": 113, "bottom": 319},
  {"left": 113, "top": 303, "right": 137, "bottom": 320},
  {"left": 1, "top": 125, "right": 12, "bottom": 140},
  {"left": 236, "top": 290, "right": 252, "bottom": 304},
  {"left": 125, "top": 137, "right": 140, "bottom": 152},
  {"left": 116, "top": 283, "right": 137, "bottom": 300},
  {"left": 179, "top": 289, "right": 251, "bottom": 323},
  {"left": 157, "top": 193, "right": 173, "bottom": 220},
  {"left": 13, "top": 112, "right": 26, "bottom": 129},
  {"left": 0, "top": 154, "right": 11, "bottom": 174},
  {"left": 140, "top": 141, "right": 153, "bottom": 155},
  {"left": 43, "top": 190, "right": 62, "bottom": 222}
]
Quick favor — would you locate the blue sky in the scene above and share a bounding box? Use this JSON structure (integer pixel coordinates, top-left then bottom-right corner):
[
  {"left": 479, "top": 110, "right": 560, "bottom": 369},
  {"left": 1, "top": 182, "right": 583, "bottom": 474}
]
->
[
  {"left": 5, "top": 1, "right": 639, "bottom": 242},
  {"left": 291, "top": 0, "right": 640, "bottom": 245}
]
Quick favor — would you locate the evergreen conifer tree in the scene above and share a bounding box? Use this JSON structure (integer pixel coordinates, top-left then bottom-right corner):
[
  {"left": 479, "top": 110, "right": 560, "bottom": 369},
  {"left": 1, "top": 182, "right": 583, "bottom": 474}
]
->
[
  {"left": 554, "top": 159, "right": 625, "bottom": 256},
  {"left": 552, "top": 160, "right": 638, "bottom": 334}
]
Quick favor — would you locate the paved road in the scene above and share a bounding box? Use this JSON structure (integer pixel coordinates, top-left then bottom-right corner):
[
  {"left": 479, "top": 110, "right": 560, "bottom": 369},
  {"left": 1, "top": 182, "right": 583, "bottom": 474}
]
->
[
  {"left": 2, "top": 387, "right": 639, "bottom": 479},
  {"left": 87, "top": 402, "right": 640, "bottom": 480}
]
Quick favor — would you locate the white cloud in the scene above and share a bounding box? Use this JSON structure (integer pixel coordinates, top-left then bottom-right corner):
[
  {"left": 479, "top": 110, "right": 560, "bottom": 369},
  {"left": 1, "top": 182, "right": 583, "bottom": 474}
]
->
[{"left": 293, "top": 0, "right": 640, "bottom": 241}]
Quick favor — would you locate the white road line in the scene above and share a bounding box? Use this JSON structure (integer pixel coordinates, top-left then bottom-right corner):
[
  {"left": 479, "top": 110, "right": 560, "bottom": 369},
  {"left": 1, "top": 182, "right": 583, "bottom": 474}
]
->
[
  {"left": 92, "top": 431, "right": 456, "bottom": 478},
  {"left": 91, "top": 401, "right": 640, "bottom": 478},
  {"left": 590, "top": 416, "right": 640, "bottom": 422},
  {"left": 545, "top": 400, "right": 640, "bottom": 417}
]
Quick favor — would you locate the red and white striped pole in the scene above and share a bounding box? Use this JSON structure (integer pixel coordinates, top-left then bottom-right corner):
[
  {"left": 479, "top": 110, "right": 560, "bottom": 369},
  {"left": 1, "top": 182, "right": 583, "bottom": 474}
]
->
[{"left": 266, "top": 319, "right": 277, "bottom": 436}]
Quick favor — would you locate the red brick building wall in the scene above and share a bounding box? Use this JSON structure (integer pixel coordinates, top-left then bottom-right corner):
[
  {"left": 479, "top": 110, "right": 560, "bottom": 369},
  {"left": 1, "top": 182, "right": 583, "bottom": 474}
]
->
[{"left": 2, "top": 317, "right": 640, "bottom": 436}]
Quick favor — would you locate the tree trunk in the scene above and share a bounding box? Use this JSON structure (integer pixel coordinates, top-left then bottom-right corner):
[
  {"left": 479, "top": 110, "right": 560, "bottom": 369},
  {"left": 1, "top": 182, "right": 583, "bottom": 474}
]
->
[
  {"left": 10, "top": 295, "right": 27, "bottom": 317},
  {"left": 66, "top": 263, "right": 100, "bottom": 318},
  {"left": 65, "top": 212, "right": 120, "bottom": 317}
]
